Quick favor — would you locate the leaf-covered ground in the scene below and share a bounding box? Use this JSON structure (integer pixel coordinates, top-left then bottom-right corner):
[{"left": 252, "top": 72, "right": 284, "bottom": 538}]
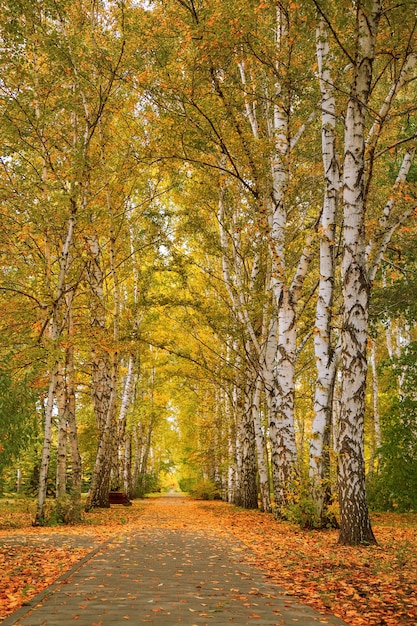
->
[
  {"left": 0, "top": 496, "right": 416, "bottom": 625},
  {"left": 0, "top": 498, "right": 144, "bottom": 622},
  {"left": 192, "top": 504, "right": 417, "bottom": 626}
]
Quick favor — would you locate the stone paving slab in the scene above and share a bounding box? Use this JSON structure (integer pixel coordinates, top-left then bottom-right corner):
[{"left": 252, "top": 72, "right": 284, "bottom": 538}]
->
[
  {"left": 1, "top": 533, "right": 104, "bottom": 550},
  {"left": 3, "top": 527, "right": 348, "bottom": 626}
]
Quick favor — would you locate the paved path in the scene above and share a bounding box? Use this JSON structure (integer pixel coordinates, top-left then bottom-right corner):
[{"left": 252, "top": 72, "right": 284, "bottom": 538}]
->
[{"left": 4, "top": 496, "right": 347, "bottom": 626}]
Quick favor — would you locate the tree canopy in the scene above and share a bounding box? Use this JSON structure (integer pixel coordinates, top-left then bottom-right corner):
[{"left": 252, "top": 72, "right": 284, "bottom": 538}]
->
[{"left": 0, "top": 0, "right": 416, "bottom": 544}]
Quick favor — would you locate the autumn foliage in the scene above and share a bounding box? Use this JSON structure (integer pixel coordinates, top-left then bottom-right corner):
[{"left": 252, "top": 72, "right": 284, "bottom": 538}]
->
[{"left": 1, "top": 0, "right": 417, "bottom": 564}]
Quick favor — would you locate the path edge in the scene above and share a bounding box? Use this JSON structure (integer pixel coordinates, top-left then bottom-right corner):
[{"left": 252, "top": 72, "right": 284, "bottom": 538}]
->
[{"left": 1, "top": 537, "right": 114, "bottom": 626}]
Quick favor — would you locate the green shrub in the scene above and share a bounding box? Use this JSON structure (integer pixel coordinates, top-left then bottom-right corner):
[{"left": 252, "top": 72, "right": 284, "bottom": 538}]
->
[
  {"left": 277, "top": 490, "right": 339, "bottom": 529},
  {"left": 366, "top": 344, "right": 417, "bottom": 512},
  {"left": 279, "top": 494, "right": 321, "bottom": 528},
  {"left": 134, "top": 472, "right": 161, "bottom": 498},
  {"left": 178, "top": 477, "right": 195, "bottom": 493},
  {"left": 0, "top": 364, "right": 37, "bottom": 482},
  {"left": 55, "top": 494, "right": 84, "bottom": 524},
  {"left": 36, "top": 495, "right": 84, "bottom": 526},
  {"left": 189, "top": 478, "right": 221, "bottom": 500}
]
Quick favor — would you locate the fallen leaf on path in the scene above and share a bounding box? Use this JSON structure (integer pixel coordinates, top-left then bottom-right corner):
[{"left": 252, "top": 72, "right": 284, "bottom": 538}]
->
[{"left": 1, "top": 498, "right": 417, "bottom": 626}]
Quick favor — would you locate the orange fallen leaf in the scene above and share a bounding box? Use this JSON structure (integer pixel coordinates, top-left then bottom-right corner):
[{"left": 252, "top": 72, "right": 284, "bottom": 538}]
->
[{"left": 1, "top": 497, "right": 417, "bottom": 626}]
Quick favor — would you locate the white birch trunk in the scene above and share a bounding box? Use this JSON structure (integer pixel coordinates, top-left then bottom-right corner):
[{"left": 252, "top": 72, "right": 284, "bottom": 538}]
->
[
  {"left": 267, "top": 6, "right": 317, "bottom": 511},
  {"left": 132, "top": 424, "right": 143, "bottom": 492},
  {"left": 396, "top": 323, "right": 411, "bottom": 394},
  {"left": 227, "top": 424, "right": 237, "bottom": 503},
  {"left": 136, "top": 426, "right": 154, "bottom": 496},
  {"left": 35, "top": 368, "right": 58, "bottom": 524},
  {"left": 271, "top": 238, "right": 313, "bottom": 513},
  {"left": 33, "top": 89, "right": 71, "bottom": 521},
  {"left": 309, "top": 16, "right": 340, "bottom": 525},
  {"left": 236, "top": 17, "right": 298, "bottom": 513},
  {"left": 232, "top": 360, "right": 244, "bottom": 504},
  {"left": 124, "top": 432, "right": 132, "bottom": 497},
  {"left": 235, "top": 380, "right": 258, "bottom": 509},
  {"left": 227, "top": 345, "right": 240, "bottom": 503},
  {"left": 235, "top": 10, "right": 316, "bottom": 513},
  {"left": 271, "top": 290, "right": 298, "bottom": 511},
  {"left": 262, "top": 313, "right": 279, "bottom": 499},
  {"left": 217, "top": 177, "right": 260, "bottom": 355},
  {"left": 55, "top": 362, "right": 67, "bottom": 500},
  {"left": 338, "top": 0, "right": 381, "bottom": 546},
  {"left": 117, "top": 355, "right": 136, "bottom": 490},
  {"left": 35, "top": 206, "right": 77, "bottom": 524},
  {"left": 16, "top": 469, "right": 22, "bottom": 493},
  {"left": 217, "top": 171, "right": 268, "bottom": 507},
  {"left": 85, "top": 233, "right": 116, "bottom": 510},
  {"left": 369, "top": 338, "right": 381, "bottom": 474},
  {"left": 252, "top": 374, "right": 271, "bottom": 512},
  {"left": 106, "top": 138, "right": 121, "bottom": 492},
  {"left": 65, "top": 289, "right": 82, "bottom": 500}
]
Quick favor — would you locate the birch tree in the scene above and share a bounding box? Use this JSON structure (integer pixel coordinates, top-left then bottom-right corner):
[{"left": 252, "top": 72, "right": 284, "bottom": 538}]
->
[
  {"left": 339, "top": 12, "right": 379, "bottom": 536},
  {"left": 309, "top": 15, "right": 340, "bottom": 528},
  {"left": 146, "top": 0, "right": 319, "bottom": 512},
  {"left": 217, "top": 176, "right": 271, "bottom": 510},
  {"left": 0, "top": 0, "right": 91, "bottom": 522},
  {"left": 334, "top": 0, "right": 417, "bottom": 544}
]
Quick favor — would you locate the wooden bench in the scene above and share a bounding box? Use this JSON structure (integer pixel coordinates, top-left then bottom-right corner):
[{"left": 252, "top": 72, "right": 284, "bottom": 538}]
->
[{"left": 109, "top": 491, "right": 132, "bottom": 506}]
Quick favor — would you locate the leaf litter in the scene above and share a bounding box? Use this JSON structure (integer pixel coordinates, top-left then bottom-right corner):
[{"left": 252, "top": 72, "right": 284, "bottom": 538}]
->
[{"left": 0, "top": 497, "right": 415, "bottom": 625}]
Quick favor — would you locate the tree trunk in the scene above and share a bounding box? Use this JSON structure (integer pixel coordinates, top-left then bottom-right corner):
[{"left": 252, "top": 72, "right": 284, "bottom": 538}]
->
[
  {"left": 227, "top": 426, "right": 237, "bottom": 503},
  {"left": 132, "top": 424, "right": 142, "bottom": 494},
  {"left": 338, "top": 0, "right": 381, "bottom": 546},
  {"left": 235, "top": 383, "right": 258, "bottom": 509},
  {"left": 270, "top": 290, "right": 299, "bottom": 513},
  {"left": 132, "top": 412, "right": 156, "bottom": 497},
  {"left": 35, "top": 204, "right": 76, "bottom": 524},
  {"left": 226, "top": 362, "right": 239, "bottom": 503},
  {"left": 85, "top": 234, "right": 116, "bottom": 510},
  {"left": 65, "top": 293, "right": 82, "bottom": 501},
  {"left": 86, "top": 348, "right": 116, "bottom": 510},
  {"left": 252, "top": 375, "right": 271, "bottom": 512},
  {"left": 117, "top": 354, "right": 137, "bottom": 489},
  {"left": 124, "top": 431, "right": 133, "bottom": 497},
  {"left": 309, "top": 15, "right": 340, "bottom": 527},
  {"left": 55, "top": 362, "right": 67, "bottom": 500},
  {"left": 34, "top": 367, "right": 57, "bottom": 525}
]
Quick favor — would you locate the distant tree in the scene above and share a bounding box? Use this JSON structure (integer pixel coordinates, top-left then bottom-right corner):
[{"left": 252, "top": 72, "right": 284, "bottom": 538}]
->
[
  {"left": 367, "top": 342, "right": 417, "bottom": 512},
  {"left": 0, "top": 363, "right": 37, "bottom": 487}
]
